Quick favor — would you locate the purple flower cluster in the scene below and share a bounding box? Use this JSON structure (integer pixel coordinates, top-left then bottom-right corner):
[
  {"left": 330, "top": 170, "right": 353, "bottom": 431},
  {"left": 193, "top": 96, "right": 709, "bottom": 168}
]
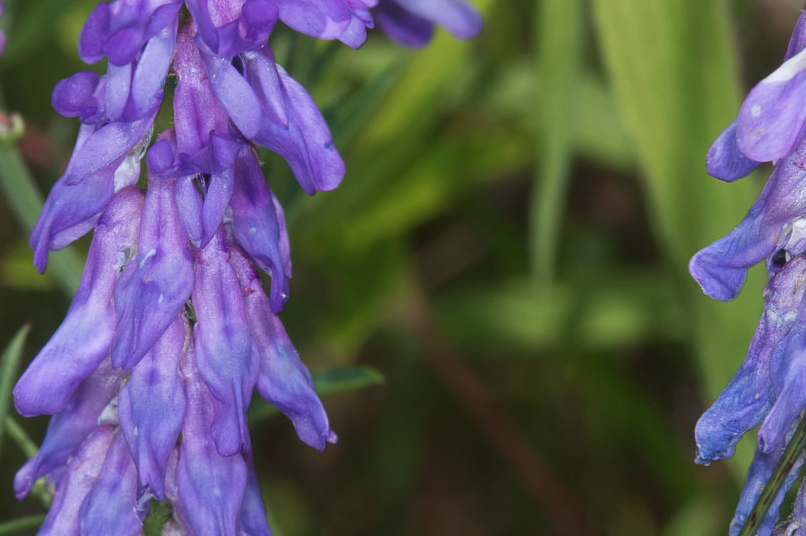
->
[
  {"left": 690, "top": 5, "right": 806, "bottom": 535},
  {"left": 12, "top": 1, "right": 481, "bottom": 535}
]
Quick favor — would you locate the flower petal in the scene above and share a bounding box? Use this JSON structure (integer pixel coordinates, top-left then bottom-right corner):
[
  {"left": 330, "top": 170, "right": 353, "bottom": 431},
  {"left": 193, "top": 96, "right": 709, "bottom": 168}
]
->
[
  {"left": 192, "top": 231, "right": 258, "bottom": 456},
  {"left": 78, "top": 431, "right": 143, "bottom": 536},
  {"left": 35, "top": 426, "right": 116, "bottom": 536},
  {"left": 112, "top": 175, "right": 194, "bottom": 370},
  {"left": 254, "top": 62, "right": 344, "bottom": 194},
  {"left": 118, "top": 315, "right": 187, "bottom": 499},
  {"left": 230, "top": 147, "right": 290, "bottom": 311},
  {"left": 13, "top": 363, "right": 123, "bottom": 499},
  {"left": 232, "top": 248, "right": 336, "bottom": 450},
  {"left": 706, "top": 120, "right": 760, "bottom": 182},
  {"left": 14, "top": 189, "right": 143, "bottom": 416},
  {"left": 737, "top": 47, "right": 806, "bottom": 162},
  {"left": 175, "top": 342, "right": 248, "bottom": 536},
  {"left": 689, "top": 144, "right": 806, "bottom": 301}
]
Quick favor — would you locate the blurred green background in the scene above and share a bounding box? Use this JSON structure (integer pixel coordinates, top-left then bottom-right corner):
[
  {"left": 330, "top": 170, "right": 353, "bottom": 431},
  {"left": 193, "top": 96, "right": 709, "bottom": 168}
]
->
[{"left": 0, "top": 0, "right": 803, "bottom": 534}]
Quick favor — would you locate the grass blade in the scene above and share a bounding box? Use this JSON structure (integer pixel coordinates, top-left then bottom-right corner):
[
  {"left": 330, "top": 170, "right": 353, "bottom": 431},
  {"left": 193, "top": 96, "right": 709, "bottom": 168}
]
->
[
  {"left": 0, "top": 146, "right": 83, "bottom": 294},
  {"left": 531, "top": 0, "right": 583, "bottom": 283},
  {"left": 0, "top": 324, "right": 30, "bottom": 463},
  {"left": 0, "top": 514, "right": 46, "bottom": 535}
]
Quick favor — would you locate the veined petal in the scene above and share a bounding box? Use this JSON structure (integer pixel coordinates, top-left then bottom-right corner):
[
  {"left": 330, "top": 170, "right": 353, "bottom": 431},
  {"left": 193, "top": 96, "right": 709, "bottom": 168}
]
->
[
  {"left": 689, "top": 142, "right": 806, "bottom": 301},
  {"left": 14, "top": 362, "right": 123, "bottom": 499},
  {"left": 269, "top": 0, "right": 352, "bottom": 40},
  {"left": 176, "top": 342, "right": 248, "bottom": 536},
  {"left": 695, "top": 256, "right": 806, "bottom": 464},
  {"left": 112, "top": 175, "right": 194, "bottom": 370},
  {"left": 130, "top": 3, "right": 179, "bottom": 117},
  {"left": 254, "top": 62, "right": 344, "bottom": 194},
  {"left": 239, "top": 457, "right": 273, "bottom": 536},
  {"left": 118, "top": 315, "right": 187, "bottom": 499},
  {"left": 231, "top": 248, "right": 336, "bottom": 450},
  {"left": 14, "top": 189, "right": 143, "bottom": 416},
  {"left": 29, "top": 111, "right": 154, "bottom": 272},
  {"left": 230, "top": 147, "right": 290, "bottom": 311},
  {"left": 737, "top": 47, "right": 806, "bottom": 162},
  {"left": 192, "top": 231, "right": 258, "bottom": 456},
  {"left": 729, "top": 447, "right": 804, "bottom": 536},
  {"left": 105, "top": 61, "right": 132, "bottom": 122},
  {"left": 78, "top": 430, "right": 142, "bottom": 536},
  {"left": 35, "top": 426, "right": 116, "bottom": 536},
  {"left": 243, "top": 47, "right": 288, "bottom": 128},
  {"left": 202, "top": 50, "right": 261, "bottom": 139}
]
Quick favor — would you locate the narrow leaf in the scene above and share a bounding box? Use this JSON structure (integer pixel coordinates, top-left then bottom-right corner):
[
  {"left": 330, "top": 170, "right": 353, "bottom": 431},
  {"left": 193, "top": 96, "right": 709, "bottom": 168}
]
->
[
  {"left": 0, "top": 324, "right": 30, "bottom": 463},
  {"left": 592, "top": 0, "right": 765, "bottom": 475},
  {"left": 531, "top": 0, "right": 583, "bottom": 283},
  {"left": 0, "top": 514, "right": 46, "bottom": 535},
  {"left": 0, "top": 146, "right": 83, "bottom": 294}
]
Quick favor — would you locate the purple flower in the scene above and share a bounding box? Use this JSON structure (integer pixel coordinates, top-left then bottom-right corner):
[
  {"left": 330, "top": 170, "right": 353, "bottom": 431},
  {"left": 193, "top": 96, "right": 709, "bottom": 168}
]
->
[
  {"left": 706, "top": 6, "right": 806, "bottom": 179},
  {"left": 691, "top": 5, "right": 806, "bottom": 536},
  {"left": 374, "top": 0, "right": 481, "bottom": 48},
  {"left": 267, "top": 0, "right": 377, "bottom": 48},
  {"left": 16, "top": 1, "right": 482, "bottom": 534},
  {"left": 15, "top": 188, "right": 143, "bottom": 416}
]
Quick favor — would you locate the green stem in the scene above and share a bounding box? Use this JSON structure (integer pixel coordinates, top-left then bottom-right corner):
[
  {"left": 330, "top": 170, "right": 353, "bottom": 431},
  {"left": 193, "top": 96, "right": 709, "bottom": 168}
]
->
[
  {"left": 737, "top": 414, "right": 806, "bottom": 536},
  {"left": 0, "top": 146, "right": 83, "bottom": 294},
  {"left": 5, "top": 416, "right": 38, "bottom": 459}
]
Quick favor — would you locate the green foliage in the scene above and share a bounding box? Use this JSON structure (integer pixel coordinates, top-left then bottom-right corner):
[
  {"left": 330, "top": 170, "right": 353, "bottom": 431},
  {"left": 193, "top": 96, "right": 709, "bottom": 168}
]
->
[{"left": 0, "top": 0, "right": 793, "bottom": 535}]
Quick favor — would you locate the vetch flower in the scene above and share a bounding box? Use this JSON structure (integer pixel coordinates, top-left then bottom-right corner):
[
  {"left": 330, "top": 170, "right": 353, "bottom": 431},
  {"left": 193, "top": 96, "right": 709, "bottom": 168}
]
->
[
  {"left": 691, "top": 4, "right": 806, "bottom": 536},
  {"left": 13, "top": 1, "right": 482, "bottom": 534},
  {"left": 707, "top": 6, "right": 806, "bottom": 180}
]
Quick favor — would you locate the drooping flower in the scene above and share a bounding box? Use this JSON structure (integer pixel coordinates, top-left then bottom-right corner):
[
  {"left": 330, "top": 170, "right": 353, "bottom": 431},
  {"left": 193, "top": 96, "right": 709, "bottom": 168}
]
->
[
  {"left": 706, "top": 7, "right": 806, "bottom": 180},
  {"left": 691, "top": 4, "right": 806, "bottom": 536},
  {"left": 14, "top": 1, "right": 482, "bottom": 534}
]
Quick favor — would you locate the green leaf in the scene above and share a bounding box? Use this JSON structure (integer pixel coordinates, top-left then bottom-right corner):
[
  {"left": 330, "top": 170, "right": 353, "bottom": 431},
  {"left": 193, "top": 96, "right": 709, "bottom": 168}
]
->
[
  {"left": 5, "top": 416, "right": 38, "bottom": 460},
  {"left": 591, "top": 0, "right": 764, "bottom": 474},
  {"left": 312, "top": 365, "right": 384, "bottom": 395},
  {"left": 0, "top": 514, "right": 46, "bottom": 535},
  {"left": 0, "top": 324, "right": 30, "bottom": 463},
  {"left": 0, "top": 146, "right": 83, "bottom": 295},
  {"left": 531, "top": 0, "right": 583, "bottom": 283},
  {"left": 0, "top": 0, "right": 70, "bottom": 67},
  {"left": 249, "top": 366, "right": 383, "bottom": 423},
  {"left": 436, "top": 272, "right": 685, "bottom": 352},
  {"left": 142, "top": 500, "right": 173, "bottom": 536}
]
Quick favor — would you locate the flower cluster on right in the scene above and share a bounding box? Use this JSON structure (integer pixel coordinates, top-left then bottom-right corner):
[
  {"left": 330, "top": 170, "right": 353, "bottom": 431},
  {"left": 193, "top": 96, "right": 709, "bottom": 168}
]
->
[
  {"left": 9, "top": 1, "right": 481, "bottom": 536},
  {"left": 690, "top": 5, "right": 806, "bottom": 536}
]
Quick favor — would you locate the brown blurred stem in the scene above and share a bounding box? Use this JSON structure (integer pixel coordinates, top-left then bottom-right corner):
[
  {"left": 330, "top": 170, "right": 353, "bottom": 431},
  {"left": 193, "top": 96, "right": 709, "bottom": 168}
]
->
[{"left": 398, "top": 282, "right": 595, "bottom": 536}]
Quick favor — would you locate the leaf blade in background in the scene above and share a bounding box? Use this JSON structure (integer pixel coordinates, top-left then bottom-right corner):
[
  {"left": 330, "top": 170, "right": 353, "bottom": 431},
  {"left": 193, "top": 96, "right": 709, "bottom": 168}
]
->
[
  {"left": 531, "top": 0, "right": 583, "bottom": 283},
  {"left": 0, "top": 146, "right": 83, "bottom": 295},
  {"left": 0, "top": 514, "right": 46, "bottom": 536},
  {"left": 592, "top": 0, "right": 765, "bottom": 475},
  {"left": 0, "top": 324, "right": 29, "bottom": 463}
]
